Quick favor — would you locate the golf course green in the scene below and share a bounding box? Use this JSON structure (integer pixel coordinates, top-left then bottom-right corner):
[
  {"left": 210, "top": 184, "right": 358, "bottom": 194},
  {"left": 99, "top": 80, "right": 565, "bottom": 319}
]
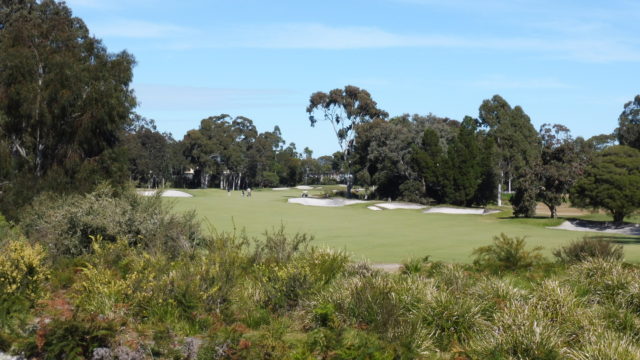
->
[{"left": 170, "top": 187, "right": 640, "bottom": 263}]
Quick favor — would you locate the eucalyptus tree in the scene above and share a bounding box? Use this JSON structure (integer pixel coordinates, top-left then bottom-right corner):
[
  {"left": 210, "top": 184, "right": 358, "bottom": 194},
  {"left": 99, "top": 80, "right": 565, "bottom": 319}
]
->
[
  {"left": 478, "top": 95, "right": 540, "bottom": 206},
  {"left": 306, "top": 85, "right": 388, "bottom": 196},
  {"left": 0, "top": 0, "right": 136, "bottom": 216},
  {"left": 616, "top": 95, "right": 640, "bottom": 149},
  {"left": 537, "top": 124, "right": 585, "bottom": 218}
]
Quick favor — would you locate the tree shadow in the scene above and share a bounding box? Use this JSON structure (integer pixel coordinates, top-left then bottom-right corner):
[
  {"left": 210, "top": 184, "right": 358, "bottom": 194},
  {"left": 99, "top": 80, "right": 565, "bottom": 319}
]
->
[{"left": 583, "top": 235, "right": 640, "bottom": 245}]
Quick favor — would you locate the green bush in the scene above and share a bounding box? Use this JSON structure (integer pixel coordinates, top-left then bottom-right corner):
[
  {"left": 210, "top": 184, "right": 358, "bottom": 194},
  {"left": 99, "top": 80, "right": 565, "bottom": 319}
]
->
[
  {"left": 24, "top": 315, "right": 119, "bottom": 360},
  {"left": 400, "top": 256, "right": 430, "bottom": 275},
  {"left": 0, "top": 238, "right": 49, "bottom": 304},
  {"left": 473, "top": 233, "right": 545, "bottom": 273},
  {"left": 565, "top": 330, "right": 640, "bottom": 360},
  {"left": 418, "top": 291, "right": 487, "bottom": 351},
  {"left": 554, "top": 237, "right": 624, "bottom": 264},
  {"left": 20, "top": 184, "right": 202, "bottom": 258},
  {"left": 467, "top": 301, "right": 564, "bottom": 359}
]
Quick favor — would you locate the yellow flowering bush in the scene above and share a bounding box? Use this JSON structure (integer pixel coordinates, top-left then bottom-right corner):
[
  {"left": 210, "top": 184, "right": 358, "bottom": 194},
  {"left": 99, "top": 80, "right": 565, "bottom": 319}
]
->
[{"left": 0, "top": 239, "right": 49, "bottom": 303}]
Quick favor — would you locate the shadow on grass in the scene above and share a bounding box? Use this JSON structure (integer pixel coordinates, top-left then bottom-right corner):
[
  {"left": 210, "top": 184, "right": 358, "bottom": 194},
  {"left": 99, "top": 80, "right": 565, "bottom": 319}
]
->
[{"left": 584, "top": 236, "right": 640, "bottom": 245}]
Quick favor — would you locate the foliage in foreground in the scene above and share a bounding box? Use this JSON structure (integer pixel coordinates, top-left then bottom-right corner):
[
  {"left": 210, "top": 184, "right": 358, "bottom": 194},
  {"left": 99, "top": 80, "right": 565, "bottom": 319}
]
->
[{"left": 2, "top": 191, "right": 640, "bottom": 359}]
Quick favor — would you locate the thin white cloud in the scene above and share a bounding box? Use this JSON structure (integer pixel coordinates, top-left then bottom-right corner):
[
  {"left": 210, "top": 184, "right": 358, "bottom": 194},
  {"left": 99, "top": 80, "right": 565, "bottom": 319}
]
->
[
  {"left": 167, "top": 23, "right": 640, "bottom": 63},
  {"left": 134, "top": 83, "right": 299, "bottom": 111},
  {"left": 472, "top": 76, "right": 572, "bottom": 90},
  {"left": 91, "top": 19, "right": 194, "bottom": 39}
]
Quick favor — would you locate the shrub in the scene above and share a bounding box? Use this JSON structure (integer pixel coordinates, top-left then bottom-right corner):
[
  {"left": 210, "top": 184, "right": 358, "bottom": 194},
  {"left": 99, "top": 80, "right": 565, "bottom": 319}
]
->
[
  {"left": 401, "top": 256, "right": 430, "bottom": 275},
  {"left": 568, "top": 259, "right": 640, "bottom": 311},
  {"left": 251, "top": 225, "right": 313, "bottom": 265},
  {"left": 311, "top": 274, "right": 435, "bottom": 355},
  {"left": 472, "top": 233, "right": 545, "bottom": 273},
  {"left": 30, "top": 315, "right": 119, "bottom": 360},
  {"left": 20, "top": 184, "right": 202, "bottom": 258},
  {"left": 554, "top": 237, "right": 624, "bottom": 264},
  {"left": 565, "top": 330, "right": 640, "bottom": 360},
  {"left": 467, "top": 301, "right": 564, "bottom": 359},
  {"left": 418, "top": 291, "right": 487, "bottom": 351},
  {"left": 0, "top": 239, "right": 49, "bottom": 303}
]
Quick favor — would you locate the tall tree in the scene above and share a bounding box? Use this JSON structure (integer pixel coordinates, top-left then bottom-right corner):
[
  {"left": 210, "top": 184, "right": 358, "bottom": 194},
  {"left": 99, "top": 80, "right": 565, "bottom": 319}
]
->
[
  {"left": 412, "top": 128, "right": 448, "bottom": 203},
  {"left": 571, "top": 145, "right": 640, "bottom": 223},
  {"left": 616, "top": 95, "right": 640, "bottom": 149},
  {"left": 537, "top": 124, "right": 585, "bottom": 218},
  {"left": 478, "top": 95, "right": 540, "bottom": 206},
  {"left": 306, "top": 85, "right": 388, "bottom": 196},
  {"left": 446, "top": 117, "right": 482, "bottom": 206},
  {"left": 0, "top": 0, "right": 136, "bottom": 216}
]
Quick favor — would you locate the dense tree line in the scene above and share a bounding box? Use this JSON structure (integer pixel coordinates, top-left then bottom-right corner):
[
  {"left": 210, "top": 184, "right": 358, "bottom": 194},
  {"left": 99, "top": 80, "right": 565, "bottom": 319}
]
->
[{"left": 1, "top": 0, "right": 640, "bottom": 223}]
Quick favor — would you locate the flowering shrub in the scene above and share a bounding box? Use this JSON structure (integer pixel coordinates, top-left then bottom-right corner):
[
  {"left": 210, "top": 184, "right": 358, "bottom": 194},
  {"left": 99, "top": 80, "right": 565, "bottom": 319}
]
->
[{"left": 0, "top": 239, "right": 49, "bottom": 303}]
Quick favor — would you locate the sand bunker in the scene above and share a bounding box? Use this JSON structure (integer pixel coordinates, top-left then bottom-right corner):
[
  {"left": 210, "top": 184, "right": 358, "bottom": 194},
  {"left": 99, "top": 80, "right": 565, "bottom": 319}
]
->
[
  {"left": 424, "top": 207, "right": 500, "bottom": 215},
  {"left": 375, "top": 202, "right": 426, "bottom": 210},
  {"left": 138, "top": 189, "right": 193, "bottom": 198},
  {"left": 288, "top": 197, "right": 367, "bottom": 207},
  {"left": 272, "top": 187, "right": 290, "bottom": 191},
  {"left": 295, "top": 185, "right": 314, "bottom": 190},
  {"left": 549, "top": 220, "right": 640, "bottom": 236},
  {"left": 368, "top": 206, "right": 383, "bottom": 211}
]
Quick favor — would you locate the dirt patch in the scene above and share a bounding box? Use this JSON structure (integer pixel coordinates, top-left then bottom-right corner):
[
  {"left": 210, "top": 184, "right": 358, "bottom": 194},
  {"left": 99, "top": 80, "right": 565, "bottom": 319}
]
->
[
  {"left": 272, "top": 187, "right": 290, "bottom": 191},
  {"left": 288, "top": 197, "right": 367, "bottom": 207},
  {"left": 295, "top": 185, "right": 314, "bottom": 190},
  {"left": 423, "top": 207, "right": 500, "bottom": 215},
  {"left": 367, "top": 206, "right": 383, "bottom": 211},
  {"left": 548, "top": 219, "right": 640, "bottom": 236},
  {"left": 535, "top": 203, "right": 593, "bottom": 217},
  {"left": 371, "top": 263, "right": 402, "bottom": 273}
]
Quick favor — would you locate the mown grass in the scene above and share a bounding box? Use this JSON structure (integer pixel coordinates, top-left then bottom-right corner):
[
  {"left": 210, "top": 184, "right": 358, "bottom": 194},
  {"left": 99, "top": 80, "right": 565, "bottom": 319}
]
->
[{"left": 170, "top": 188, "right": 640, "bottom": 263}]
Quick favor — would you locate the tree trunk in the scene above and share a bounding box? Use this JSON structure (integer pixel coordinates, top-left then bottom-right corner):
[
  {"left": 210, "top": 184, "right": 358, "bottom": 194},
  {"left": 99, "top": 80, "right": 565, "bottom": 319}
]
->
[
  {"left": 508, "top": 177, "right": 512, "bottom": 193},
  {"left": 549, "top": 205, "right": 557, "bottom": 219},
  {"left": 613, "top": 211, "right": 625, "bottom": 223},
  {"left": 497, "top": 171, "right": 503, "bottom": 206}
]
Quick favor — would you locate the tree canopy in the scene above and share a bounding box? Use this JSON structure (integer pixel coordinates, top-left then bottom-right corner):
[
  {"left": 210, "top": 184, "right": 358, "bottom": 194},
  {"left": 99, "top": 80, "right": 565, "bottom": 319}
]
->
[
  {"left": 307, "top": 85, "right": 388, "bottom": 195},
  {"left": 616, "top": 95, "right": 640, "bottom": 150},
  {"left": 478, "top": 95, "right": 540, "bottom": 205},
  {"left": 571, "top": 145, "right": 640, "bottom": 223},
  {"left": 0, "top": 0, "right": 136, "bottom": 217}
]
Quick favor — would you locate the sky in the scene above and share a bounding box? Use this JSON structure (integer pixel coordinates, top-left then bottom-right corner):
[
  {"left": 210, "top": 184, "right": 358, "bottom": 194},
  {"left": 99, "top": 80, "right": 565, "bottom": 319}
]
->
[{"left": 65, "top": 0, "right": 640, "bottom": 156}]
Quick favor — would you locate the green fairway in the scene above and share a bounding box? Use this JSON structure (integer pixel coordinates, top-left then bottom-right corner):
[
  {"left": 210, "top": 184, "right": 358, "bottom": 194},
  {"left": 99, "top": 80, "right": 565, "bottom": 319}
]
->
[{"left": 170, "top": 188, "right": 640, "bottom": 263}]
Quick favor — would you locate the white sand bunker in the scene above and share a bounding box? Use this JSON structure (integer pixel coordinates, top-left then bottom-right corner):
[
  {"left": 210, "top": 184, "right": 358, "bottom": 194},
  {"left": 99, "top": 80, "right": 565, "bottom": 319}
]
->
[
  {"left": 288, "top": 197, "right": 367, "bottom": 207},
  {"left": 368, "top": 206, "right": 383, "bottom": 211},
  {"left": 272, "top": 187, "right": 290, "bottom": 191},
  {"left": 549, "top": 220, "right": 640, "bottom": 236},
  {"left": 375, "top": 202, "right": 426, "bottom": 210},
  {"left": 424, "top": 207, "right": 499, "bottom": 215},
  {"left": 138, "top": 189, "right": 193, "bottom": 198},
  {"left": 295, "top": 185, "right": 314, "bottom": 190}
]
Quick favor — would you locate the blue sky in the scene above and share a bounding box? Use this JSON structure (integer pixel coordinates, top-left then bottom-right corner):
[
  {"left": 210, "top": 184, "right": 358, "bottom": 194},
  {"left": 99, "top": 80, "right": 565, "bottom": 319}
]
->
[{"left": 66, "top": 0, "right": 640, "bottom": 156}]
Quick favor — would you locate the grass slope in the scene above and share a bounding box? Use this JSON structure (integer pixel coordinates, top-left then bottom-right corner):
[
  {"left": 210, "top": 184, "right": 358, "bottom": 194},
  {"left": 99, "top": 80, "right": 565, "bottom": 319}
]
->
[{"left": 170, "top": 188, "right": 640, "bottom": 263}]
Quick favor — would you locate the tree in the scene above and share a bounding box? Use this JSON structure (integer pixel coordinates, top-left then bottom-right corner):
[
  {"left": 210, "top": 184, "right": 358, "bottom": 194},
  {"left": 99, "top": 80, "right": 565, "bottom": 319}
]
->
[
  {"left": 478, "top": 95, "right": 540, "bottom": 206},
  {"left": 616, "top": 95, "right": 640, "bottom": 149},
  {"left": 353, "top": 118, "right": 416, "bottom": 201},
  {"left": 536, "top": 124, "right": 586, "bottom": 218},
  {"left": 413, "top": 128, "right": 448, "bottom": 203},
  {"left": 306, "top": 85, "right": 388, "bottom": 196},
  {"left": 571, "top": 146, "right": 640, "bottom": 223},
  {"left": 446, "top": 117, "right": 481, "bottom": 206},
  {"left": 123, "top": 116, "right": 180, "bottom": 188},
  {"left": 0, "top": 0, "right": 136, "bottom": 216}
]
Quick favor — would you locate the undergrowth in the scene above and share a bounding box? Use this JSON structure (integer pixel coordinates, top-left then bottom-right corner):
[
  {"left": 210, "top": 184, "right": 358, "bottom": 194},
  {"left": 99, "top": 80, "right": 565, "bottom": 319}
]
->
[{"left": 1, "top": 187, "right": 640, "bottom": 359}]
